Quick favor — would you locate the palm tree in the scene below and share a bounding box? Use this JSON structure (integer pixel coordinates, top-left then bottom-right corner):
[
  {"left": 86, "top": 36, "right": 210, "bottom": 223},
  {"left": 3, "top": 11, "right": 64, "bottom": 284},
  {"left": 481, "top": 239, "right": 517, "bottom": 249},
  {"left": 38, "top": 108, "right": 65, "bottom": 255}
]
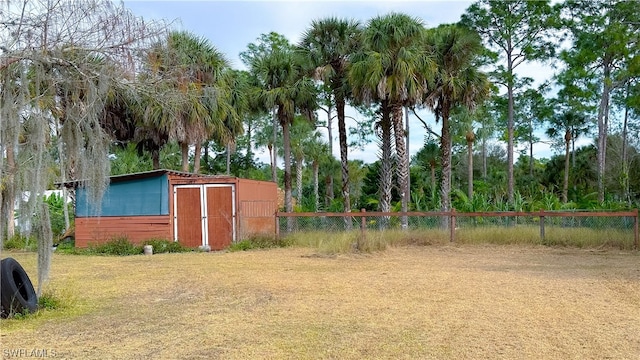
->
[
  {"left": 350, "top": 13, "right": 434, "bottom": 227},
  {"left": 304, "top": 133, "right": 330, "bottom": 212},
  {"left": 249, "top": 43, "right": 317, "bottom": 215},
  {"left": 148, "top": 31, "right": 238, "bottom": 173},
  {"left": 422, "top": 24, "right": 490, "bottom": 219},
  {"left": 299, "top": 17, "right": 361, "bottom": 216},
  {"left": 287, "top": 116, "right": 316, "bottom": 206}
]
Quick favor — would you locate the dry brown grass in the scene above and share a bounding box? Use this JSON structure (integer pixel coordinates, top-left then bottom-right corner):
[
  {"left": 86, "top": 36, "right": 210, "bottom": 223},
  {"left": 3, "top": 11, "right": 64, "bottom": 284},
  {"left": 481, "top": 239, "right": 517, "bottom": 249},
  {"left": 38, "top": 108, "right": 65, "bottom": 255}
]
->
[{"left": 1, "top": 245, "right": 639, "bottom": 359}]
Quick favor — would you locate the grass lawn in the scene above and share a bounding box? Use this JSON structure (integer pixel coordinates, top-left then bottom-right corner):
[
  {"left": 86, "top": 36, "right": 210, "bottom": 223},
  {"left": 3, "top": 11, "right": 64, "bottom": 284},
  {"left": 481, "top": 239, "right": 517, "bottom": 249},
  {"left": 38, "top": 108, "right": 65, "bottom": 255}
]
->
[{"left": 1, "top": 245, "right": 639, "bottom": 359}]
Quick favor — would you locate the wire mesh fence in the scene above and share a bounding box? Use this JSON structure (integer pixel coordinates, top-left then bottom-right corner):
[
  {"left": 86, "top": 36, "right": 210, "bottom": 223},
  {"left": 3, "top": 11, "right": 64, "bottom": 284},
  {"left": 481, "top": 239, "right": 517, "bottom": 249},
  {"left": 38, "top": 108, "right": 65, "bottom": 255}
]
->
[{"left": 276, "top": 209, "right": 639, "bottom": 249}]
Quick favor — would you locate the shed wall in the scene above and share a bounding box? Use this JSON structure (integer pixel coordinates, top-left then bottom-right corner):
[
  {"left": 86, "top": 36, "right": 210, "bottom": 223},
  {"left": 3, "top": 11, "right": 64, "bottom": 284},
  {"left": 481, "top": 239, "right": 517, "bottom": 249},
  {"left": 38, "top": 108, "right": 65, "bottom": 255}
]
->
[
  {"left": 237, "top": 179, "right": 277, "bottom": 239},
  {"left": 75, "top": 216, "right": 171, "bottom": 247}
]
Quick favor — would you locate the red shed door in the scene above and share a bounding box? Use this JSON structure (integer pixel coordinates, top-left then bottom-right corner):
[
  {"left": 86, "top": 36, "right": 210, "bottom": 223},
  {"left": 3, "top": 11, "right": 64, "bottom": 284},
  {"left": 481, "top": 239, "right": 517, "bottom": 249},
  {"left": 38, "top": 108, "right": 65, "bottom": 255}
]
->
[
  {"left": 174, "top": 184, "right": 236, "bottom": 249},
  {"left": 205, "top": 185, "right": 235, "bottom": 250},
  {"left": 174, "top": 186, "right": 204, "bottom": 248}
]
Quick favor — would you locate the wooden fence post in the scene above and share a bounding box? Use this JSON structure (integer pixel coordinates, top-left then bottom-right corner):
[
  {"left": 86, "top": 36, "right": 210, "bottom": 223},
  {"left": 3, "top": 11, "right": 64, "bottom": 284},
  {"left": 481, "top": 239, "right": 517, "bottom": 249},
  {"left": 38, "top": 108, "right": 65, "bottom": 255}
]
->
[
  {"left": 539, "top": 209, "right": 545, "bottom": 241},
  {"left": 275, "top": 212, "right": 280, "bottom": 239},
  {"left": 634, "top": 208, "right": 638, "bottom": 250},
  {"left": 450, "top": 208, "right": 456, "bottom": 242},
  {"left": 360, "top": 209, "right": 366, "bottom": 250}
]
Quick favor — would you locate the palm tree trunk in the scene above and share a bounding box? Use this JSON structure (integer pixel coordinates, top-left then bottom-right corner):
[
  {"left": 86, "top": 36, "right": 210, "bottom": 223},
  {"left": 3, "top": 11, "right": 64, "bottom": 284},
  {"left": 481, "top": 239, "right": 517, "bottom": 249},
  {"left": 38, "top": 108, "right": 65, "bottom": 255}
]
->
[
  {"left": 379, "top": 105, "right": 393, "bottom": 229},
  {"left": 336, "top": 95, "right": 351, "bottom": 228},
  {"left": 282, "top": 118, "right": 293, "bottom": 231},
  {"left": 563, "top": 130, "right": 571, "bottom": 204},
  {"left": 324, "top": 175, "right": 334, "bottom": 209},
  {"left": 405, "top": 106, "right": 410, "bottom": 209},
  {"left": 268, "top": 143, "right": 274, "bottom": 177},
  {"left": 193, "top": 142, "right": 202, "bottom": 174},
  {"left": 440, "top": 112, "right": 452, "bottom": 229},
  {"left": 467, "top": 140, "right": 473, "bottom": 201},
  {"left": 392, "top": 104, "right": 408, "bottom": 229},
  {"left": 152, "top": 149, "right": 161, "bottom": 170},
  {"left": 296, "top": 156, "right": 303, "bottom": 208},
  {"left": 326, "top": 100, "right": 334, "bottom": 157},
  {"left": 313, "top": 160, "right": 319, "bottom": 212},
  {"left": 57, "top": 123, "right": 70, "bottom": 231},
  {"left": 180, "top": 142, "right": 189, "bottom": 172},
  {"left": 272, "top": 107, "right": 278, "bottom": 183},
  {"left": 430, "top": 163, "right": 436, "bottom": 192}
]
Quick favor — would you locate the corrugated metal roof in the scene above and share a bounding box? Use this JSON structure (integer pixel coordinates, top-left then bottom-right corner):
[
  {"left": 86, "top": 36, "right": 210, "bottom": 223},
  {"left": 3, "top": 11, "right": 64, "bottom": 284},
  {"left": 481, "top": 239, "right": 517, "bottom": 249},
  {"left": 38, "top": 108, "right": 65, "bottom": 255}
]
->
[
  {"left": 110, "top": 169, "right": 237, "bottom": 182},
  {"left": 58, "top": 169, "right": 238, "bottom": 188}
]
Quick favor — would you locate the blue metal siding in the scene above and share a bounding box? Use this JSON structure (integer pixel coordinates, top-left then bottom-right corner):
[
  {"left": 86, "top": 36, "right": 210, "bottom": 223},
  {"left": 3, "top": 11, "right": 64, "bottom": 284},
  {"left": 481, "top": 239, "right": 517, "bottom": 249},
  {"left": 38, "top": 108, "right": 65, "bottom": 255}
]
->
[{"left": 76, "top": 174, "right": 169, "bottom": 217}]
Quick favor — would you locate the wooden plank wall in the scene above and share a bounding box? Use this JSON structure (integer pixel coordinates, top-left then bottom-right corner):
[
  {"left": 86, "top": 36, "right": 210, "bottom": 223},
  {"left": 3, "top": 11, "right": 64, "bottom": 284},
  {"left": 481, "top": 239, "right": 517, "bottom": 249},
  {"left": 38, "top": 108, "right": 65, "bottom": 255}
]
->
[{"left": 75, "top": 216, "right": 172, "bottom": 247}]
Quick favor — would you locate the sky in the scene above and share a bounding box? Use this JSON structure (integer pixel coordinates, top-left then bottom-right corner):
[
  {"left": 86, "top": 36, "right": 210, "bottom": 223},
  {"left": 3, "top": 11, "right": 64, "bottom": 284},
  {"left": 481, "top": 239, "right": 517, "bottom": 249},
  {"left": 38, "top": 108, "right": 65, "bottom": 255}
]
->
[{"left": 123, "top": 0, "right": 565, "bottom": 165}]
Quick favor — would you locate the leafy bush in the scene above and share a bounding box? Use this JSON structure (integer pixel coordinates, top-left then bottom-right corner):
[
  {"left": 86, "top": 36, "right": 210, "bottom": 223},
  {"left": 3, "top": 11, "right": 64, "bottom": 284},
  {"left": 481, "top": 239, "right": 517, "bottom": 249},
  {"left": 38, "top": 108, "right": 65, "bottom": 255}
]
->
[
  {"left": 228, "top": 236, "right": 291, "bottom": 252},
  {"left": 141, "top": 239, "right": 189, "bottom": 254},
  {"left": 38, "top": 291, "right": 63, "bottom": 310},
  {"left": 3, "top": 233, "right": 37, "bottom": 251},
  {"left": 87, "top": 237, "right": 142, "bottom": 256},
  {"left": 43, "top": 192, "right": 73, "bottom": 238}
]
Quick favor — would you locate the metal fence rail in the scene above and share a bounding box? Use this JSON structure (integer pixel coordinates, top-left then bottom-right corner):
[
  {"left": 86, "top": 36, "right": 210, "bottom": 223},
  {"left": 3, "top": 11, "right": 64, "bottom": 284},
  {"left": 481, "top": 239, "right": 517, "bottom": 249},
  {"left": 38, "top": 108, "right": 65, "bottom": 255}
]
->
[{"left": 276, "top": 209, "right": 639, "bottom": 249}]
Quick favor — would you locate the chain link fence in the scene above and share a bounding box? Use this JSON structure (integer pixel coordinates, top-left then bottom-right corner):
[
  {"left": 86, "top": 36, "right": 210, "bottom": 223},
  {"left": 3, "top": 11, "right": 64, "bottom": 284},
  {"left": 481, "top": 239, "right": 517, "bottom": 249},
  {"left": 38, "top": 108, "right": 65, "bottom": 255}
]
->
[{"left": 277, "top": 210, "right": 639, "bottom": 249}]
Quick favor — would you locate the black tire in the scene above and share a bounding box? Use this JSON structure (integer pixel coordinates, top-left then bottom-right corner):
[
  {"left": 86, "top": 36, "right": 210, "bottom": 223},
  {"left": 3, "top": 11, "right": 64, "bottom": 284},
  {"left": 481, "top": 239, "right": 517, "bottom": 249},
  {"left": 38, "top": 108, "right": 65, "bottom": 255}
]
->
[{"left": 1, "top": 258, "right": 38, "bottom": 317}]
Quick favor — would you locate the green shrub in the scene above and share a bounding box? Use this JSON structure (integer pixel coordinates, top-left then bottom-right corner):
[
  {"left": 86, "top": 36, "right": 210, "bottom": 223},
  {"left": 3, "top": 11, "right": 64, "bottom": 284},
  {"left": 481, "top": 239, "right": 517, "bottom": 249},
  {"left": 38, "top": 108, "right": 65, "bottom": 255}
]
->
[
  {"left": 38, "top": 291, "right": 63, "bottom": 311},
  {"left": 43, "top": 192, "right": 73, "bottom": 238},
  {"left": 228, "top": 235, "right": 291, "bottom": 252},
  {"left": 141, "top": 239, "right": 189, "bottom": 254},
  {"left": 228, "top": 240, "right": 254, "bottom": 252},
  {"left": 3, "top": 233, "right": 37, "bottom": 251},
  {"left": 88, "top": 236, "right": 142, "bottom": 256}
]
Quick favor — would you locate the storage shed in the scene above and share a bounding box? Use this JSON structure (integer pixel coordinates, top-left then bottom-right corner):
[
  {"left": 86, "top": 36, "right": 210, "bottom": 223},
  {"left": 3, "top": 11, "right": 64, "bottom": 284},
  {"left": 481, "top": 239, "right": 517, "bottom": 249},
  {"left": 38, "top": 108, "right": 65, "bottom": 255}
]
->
[{"left": 72, "top": 170, "right": 278, "bottom": 249}]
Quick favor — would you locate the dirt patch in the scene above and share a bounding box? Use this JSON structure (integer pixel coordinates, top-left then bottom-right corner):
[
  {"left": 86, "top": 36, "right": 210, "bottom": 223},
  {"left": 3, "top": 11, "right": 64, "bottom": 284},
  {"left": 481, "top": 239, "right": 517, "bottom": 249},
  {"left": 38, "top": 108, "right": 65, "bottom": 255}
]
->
[{"left": 1, "top": 245, "right": 639, "bottom": 359}]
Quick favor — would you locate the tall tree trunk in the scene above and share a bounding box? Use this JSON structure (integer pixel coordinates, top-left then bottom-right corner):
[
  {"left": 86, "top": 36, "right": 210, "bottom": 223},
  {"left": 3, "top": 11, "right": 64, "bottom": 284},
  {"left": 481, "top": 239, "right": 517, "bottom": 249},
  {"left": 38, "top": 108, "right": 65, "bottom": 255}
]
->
[
  {"left": 152, "top": 148, "right": 160, "bottom": 170},
  {"left": 622, "top": 83, "right": 630, "bottom": 204},
  {"left": 296, "top": 156, "right": 303, "bottom": 209},
  {"left": 482, "top": 136, "right": 487, "bottom": 180},
  {"left": 336, "top": 95, "right": 351, "bottom": 223},
  {"left": 246, "top": 120, "right": 254, "bottom": 165},
  {"left": 440, "top": 109, "right": 452, "bottom": 229},
  {"left": 324, "top": 175, "right": 334, "bottom": 209},
  {"left": 507, "top": 55, "right": 515, "bottom": 203},
  {"left": 405, "top": 106, "right": 410, "bottom": 210},
  {"left": 529, "top": 127, "right": 534, "bottom": 177},
  {"left": 180, "top": 142, "right": 189, "bottom": 172},
  {"left": 57, "top": 123, "right": 70, "bottom": 231},
  {"left": 391, "top": 104, "right": 408, "bottom": 229},
  {"left": 563, "top": 130, "right": 571, "bottom": 204},
  {"left": 193, "top": 142, "right": 202, "bottom": 174},
  {"left": 430, "top": 162, "right": 436, "bottom": 192},
  {"left": 271, "top": 107, "right": 278, "bottom": 183},
  {"left": 268, "top": 144, "right": 274, "bottom": 177},
  {"left": 203, "top": 141, "right": 210, "bottom": 172},
  {"left": 313, "top": 160, "right": 319, "bottom": 212},
  {"left": 282, "top": 118, "right": 293, "bottom": 231},
  {"left": 326, "top": 100, "right": 334, "bottom": 157},
  {"left": 466, "top": 131, "right": 475, "bottom": 202},
  {"left": 596, "top": 63, "right": 611, "bottom": 203},
  {"left": 379, "top": 105, "right": 393, "bottom": 229}
]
